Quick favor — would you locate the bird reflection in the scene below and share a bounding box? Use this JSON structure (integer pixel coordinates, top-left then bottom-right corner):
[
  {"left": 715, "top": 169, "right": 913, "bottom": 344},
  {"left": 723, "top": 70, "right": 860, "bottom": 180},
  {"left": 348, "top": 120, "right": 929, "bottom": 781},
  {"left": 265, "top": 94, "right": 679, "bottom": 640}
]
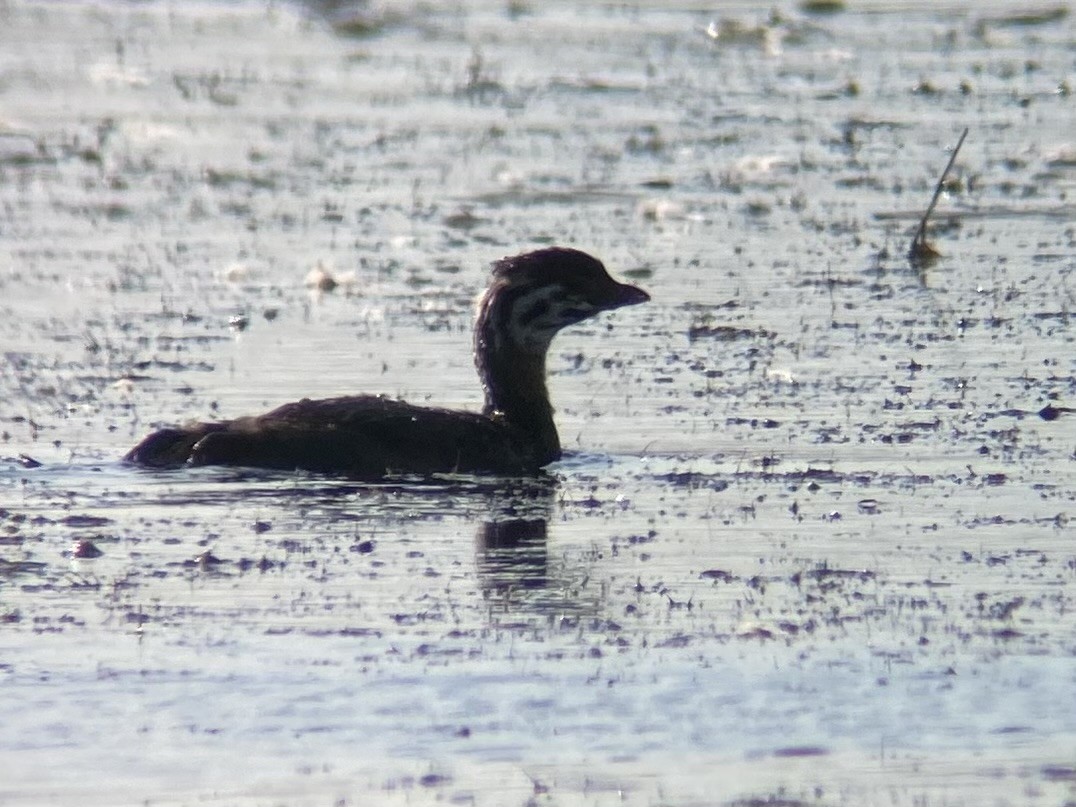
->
[
  {"left": 139, "top": 465, "right": 602, "bottom": 618},
  {"left": 475, "top": 517, "right": 550, "bottom": 594},
  {"left": 472, "top": 477, "right": 602, "bottom": 619}
]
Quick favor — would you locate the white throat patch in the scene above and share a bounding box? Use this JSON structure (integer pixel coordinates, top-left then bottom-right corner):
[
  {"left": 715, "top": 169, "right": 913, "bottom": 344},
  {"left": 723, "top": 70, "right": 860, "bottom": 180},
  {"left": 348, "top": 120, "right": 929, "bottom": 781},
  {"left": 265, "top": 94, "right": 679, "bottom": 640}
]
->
[{"left": 508, "top": 285, "right": 596, "bottom": 354}]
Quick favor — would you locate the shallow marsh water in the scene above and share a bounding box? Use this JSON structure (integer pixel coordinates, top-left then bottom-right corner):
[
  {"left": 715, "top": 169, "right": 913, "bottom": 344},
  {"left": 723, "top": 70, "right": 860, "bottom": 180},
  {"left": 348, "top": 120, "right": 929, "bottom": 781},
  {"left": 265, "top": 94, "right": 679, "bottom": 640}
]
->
[{"left": 1, "top": 1, "right": 1075, "bottom": 804}]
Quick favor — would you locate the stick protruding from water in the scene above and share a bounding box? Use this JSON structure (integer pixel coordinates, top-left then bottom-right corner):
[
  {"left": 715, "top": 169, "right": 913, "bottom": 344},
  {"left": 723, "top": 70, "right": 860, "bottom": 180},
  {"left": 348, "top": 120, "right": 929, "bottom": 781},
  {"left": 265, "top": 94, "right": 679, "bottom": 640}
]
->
[{"left": 909, "top": 127, "right": 969, "bottom": 266}]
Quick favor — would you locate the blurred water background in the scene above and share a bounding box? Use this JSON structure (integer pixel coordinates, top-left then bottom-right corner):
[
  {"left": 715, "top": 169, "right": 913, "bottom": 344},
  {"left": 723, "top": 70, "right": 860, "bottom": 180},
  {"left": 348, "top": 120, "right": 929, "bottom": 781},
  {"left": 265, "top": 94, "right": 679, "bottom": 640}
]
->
[{"left": 1, "top": 1, "right": 1074, "bottom": 804}]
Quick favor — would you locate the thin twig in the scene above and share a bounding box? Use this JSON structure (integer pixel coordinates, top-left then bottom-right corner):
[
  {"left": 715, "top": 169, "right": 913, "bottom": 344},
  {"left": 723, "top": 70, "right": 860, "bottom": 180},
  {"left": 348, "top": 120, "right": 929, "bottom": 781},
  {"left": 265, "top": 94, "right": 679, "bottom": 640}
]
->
[{"left": 909, "top": 127, "right": 969, "bottom": 263}]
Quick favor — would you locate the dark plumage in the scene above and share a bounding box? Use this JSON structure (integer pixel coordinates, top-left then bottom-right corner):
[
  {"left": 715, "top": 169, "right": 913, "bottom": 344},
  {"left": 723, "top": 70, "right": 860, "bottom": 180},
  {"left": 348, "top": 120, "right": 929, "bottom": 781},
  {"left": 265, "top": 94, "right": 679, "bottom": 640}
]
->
[{"left": 124, "top": 247, "right": 649, "bottom": 477}]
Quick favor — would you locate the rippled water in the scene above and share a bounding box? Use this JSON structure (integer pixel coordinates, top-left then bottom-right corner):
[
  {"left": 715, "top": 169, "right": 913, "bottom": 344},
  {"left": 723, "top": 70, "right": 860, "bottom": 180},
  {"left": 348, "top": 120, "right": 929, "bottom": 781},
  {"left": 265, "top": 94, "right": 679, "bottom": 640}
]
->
[{"left": 1, "top": 1, "right": 1074, "bottom": 804}]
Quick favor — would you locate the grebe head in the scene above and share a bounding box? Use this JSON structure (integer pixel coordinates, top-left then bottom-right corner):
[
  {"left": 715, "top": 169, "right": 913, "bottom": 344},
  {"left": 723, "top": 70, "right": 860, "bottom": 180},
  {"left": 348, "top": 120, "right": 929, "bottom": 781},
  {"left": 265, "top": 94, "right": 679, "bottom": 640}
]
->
[{"left": 477, "top": 247, "right": 649, "bottom": 356}]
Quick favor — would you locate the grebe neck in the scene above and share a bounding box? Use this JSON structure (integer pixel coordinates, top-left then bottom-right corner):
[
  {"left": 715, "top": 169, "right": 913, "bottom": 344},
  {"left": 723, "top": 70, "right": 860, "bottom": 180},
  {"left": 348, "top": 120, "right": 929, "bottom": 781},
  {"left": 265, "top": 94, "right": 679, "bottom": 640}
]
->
[{"left": 474, "top": 281, "right": 561, "bottom": 465}]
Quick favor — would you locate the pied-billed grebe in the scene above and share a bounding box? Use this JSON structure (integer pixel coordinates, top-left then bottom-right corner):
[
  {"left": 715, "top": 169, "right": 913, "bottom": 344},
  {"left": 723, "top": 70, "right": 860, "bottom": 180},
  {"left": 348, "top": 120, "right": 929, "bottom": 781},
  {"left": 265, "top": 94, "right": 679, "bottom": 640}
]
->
[{"left": 124, "top": 247, "right": 649, "bottom": 476}]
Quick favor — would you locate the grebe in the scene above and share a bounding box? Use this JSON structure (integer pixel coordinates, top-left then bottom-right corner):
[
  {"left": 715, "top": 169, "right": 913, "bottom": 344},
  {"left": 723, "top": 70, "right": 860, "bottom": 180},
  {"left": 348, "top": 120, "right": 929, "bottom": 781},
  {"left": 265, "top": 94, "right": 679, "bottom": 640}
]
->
[{"left": 124, "top": 247, "right": 649, "bottom": 477}]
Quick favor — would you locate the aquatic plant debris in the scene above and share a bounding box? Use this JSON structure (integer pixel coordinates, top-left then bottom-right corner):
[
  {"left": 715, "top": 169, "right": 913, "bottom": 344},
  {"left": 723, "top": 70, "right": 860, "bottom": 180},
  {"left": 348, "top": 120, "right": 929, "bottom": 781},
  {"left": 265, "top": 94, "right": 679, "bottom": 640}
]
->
[{"left": 909, "top": 127, "right": 970, "bottom": 267}]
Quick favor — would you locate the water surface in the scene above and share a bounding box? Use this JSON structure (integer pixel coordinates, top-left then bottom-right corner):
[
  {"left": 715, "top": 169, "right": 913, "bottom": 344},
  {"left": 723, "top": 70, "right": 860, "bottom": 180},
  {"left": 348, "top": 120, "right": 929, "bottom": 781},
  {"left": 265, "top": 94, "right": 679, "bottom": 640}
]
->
[{"left": 1, "top": 1, "right": 1074, "bottom": 804}]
